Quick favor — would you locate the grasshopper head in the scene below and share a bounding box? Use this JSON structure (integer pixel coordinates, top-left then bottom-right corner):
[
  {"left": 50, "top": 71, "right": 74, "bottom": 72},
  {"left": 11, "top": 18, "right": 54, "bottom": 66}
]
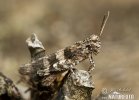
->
[
  {"left": 85, "top": 11, "right": 109, "bottom": 55},
  {"left": 85, "top": 34, "right": 101, "bottom": 55}
]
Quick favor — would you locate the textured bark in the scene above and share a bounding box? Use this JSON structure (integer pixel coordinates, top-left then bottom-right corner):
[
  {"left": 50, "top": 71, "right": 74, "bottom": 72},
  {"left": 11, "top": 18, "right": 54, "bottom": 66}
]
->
[
  {"left": 57, "top": 69, "right": 94, "bottom": 100},
  {"left": 0, "top": 72, "right": 23, "bottom": 100}
]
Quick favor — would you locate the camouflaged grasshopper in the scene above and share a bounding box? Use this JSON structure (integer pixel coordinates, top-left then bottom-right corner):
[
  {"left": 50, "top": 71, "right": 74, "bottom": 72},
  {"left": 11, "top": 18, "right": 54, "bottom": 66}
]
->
[{"left": 19, "top": 12, "right": 109, "bottom": 100}]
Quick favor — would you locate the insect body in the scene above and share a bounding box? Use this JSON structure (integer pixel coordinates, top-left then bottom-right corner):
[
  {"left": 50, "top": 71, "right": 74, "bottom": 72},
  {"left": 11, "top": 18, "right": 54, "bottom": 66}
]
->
[
  {"left": 20, "top": 34, "right": 100, "bottom": 78},
  {"left": 28, "top": 34, "right": 100, "bottom": 70}
]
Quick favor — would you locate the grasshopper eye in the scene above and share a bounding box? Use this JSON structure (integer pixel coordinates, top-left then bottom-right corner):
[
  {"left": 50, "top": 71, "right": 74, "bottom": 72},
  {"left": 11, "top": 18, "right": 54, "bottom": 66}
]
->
[{"left": 86, "top": 45, "right": 93, "bottom": 51}]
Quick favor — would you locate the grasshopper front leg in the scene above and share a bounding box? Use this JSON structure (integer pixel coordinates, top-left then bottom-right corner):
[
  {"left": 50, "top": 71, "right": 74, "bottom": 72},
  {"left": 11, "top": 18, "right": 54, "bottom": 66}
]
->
[{"left": 88, "top": 54, "right": 95, "bottom": 74}]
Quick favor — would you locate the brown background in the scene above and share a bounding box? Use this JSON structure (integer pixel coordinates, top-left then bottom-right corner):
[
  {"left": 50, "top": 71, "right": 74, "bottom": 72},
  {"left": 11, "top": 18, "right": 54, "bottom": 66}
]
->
[{"left": 0, "top": 0, "right": 138, "bottom": 99}]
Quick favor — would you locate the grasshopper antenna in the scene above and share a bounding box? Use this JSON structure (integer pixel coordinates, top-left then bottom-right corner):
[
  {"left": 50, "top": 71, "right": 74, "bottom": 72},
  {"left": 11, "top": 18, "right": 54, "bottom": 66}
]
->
[{"left": 99, "top": 11, "right": 110, "bottom": 36}]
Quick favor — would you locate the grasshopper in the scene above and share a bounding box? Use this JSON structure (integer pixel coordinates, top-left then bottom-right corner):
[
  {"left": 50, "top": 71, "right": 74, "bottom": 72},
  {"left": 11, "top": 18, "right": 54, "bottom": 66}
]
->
[{"left": 19, "top": 11, "right": 109, "bottom": 99}]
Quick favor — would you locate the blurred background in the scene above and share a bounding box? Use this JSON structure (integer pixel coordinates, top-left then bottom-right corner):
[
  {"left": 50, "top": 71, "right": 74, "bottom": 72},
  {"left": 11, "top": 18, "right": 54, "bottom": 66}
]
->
[{"left": 0, "top": 0, "right": 139, "bottom": 99}]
